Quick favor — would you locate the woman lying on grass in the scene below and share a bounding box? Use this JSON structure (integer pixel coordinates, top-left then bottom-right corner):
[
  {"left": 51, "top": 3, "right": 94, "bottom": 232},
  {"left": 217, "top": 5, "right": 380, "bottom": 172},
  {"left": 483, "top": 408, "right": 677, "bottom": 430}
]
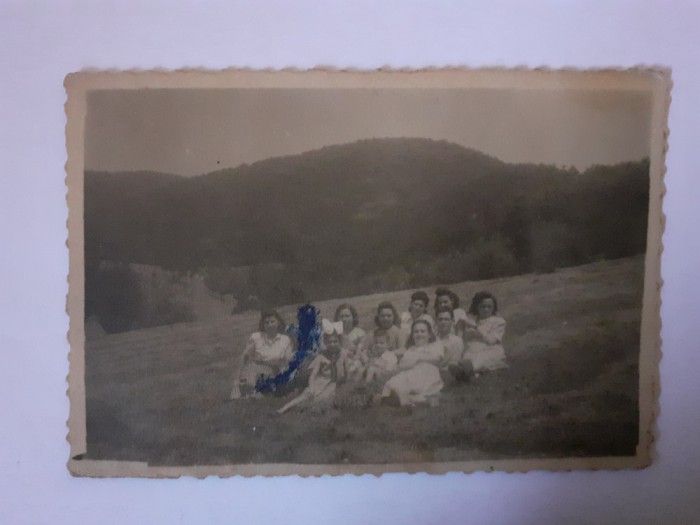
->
[
  {"left": 449, "top": 291, "right": 507, "bottom": 381},
  {"left": 230, "top": 309, "right": 294, "bottom": 400},
  {"left": 381, "top": 319, "right": 447, "bottom": 407}
]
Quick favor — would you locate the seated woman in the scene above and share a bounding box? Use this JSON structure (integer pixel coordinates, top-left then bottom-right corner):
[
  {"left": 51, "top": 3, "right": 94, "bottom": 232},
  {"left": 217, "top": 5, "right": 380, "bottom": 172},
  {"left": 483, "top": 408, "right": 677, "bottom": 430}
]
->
[
  {"left": 399, "top": 291, "right": 435, "bottom": 347},
  {"left": 381, "top": 319, "right": 446, "bottom": 407},
  {"left": 334, "top": 303, "right": 367, "bottom": 382},
  {"left": 451, "top": 291, "right": 507, "bottom": 380},
  {"left": 434, "top": 287, "right": 469, "bottom": 338},
  {"left": 278, "top": 320, "right": 347, "bottom": 413},
  {"left": 230, "top": 309, "right": 293, "bottom": 399},
  {"left": 361, "top": 301, "right": 403, "bottom": 355},
  {"left": 335, "top": 303, "right": 366, "bottom": 352}
]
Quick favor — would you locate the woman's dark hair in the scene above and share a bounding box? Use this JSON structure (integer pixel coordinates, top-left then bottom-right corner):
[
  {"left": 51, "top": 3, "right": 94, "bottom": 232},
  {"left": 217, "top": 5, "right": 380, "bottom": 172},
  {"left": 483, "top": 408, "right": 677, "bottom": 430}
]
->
[
  {"left": 468, "top": 292, "right": 498, "bottom": 317},
  {"left": 410, "top": 290, "right": 430, "bottom": 308},
  {"left": 434, "top": 287, "right": 460, "bottom": 313},
  {"left": 258, "top": 309, "right": 287, "bottom": 334},
  {"left": 434, "top": 305, "right": 454, "bottom": 319},
  {"left": 334, "top": 303, "right": 359, "bottom": 327},
  {"left": 406, "top": 319, "right": 436, "bottom": 347},
  {"left": 374, "top": 301, "right": 400, "bottom": 327}
]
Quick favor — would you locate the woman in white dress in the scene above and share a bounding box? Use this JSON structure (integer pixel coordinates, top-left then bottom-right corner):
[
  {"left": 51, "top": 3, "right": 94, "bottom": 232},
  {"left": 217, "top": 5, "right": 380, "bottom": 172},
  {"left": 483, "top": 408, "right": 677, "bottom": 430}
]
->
[
  {"left": 230, "top": 309, "right": 293, "bottom": 399},
  {"left": 381, "top": 319, "right": 446, "bottom": 407},
  {"left": 450, "top": 291, "right": 507, "bottom": 380}
]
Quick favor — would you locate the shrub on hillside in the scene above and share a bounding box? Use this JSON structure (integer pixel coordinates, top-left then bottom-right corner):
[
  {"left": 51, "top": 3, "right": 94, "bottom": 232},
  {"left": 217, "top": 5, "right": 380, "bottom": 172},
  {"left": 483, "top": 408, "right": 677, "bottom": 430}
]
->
[
  {"left": 140, "top": 288, "right": 196, "bottom": 328},
  {"left": 86, "top": 263, "right": 143, "bottom": 333},
  {"left": 87, "top": 262, "right": 196, "bottom": 333}
]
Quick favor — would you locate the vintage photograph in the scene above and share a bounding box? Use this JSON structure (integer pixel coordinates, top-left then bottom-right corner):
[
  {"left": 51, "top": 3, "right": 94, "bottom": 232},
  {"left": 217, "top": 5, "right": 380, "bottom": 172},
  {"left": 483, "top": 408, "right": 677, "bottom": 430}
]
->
[{"left": 65, "top": 69, "right": 668, "bottom": 477}]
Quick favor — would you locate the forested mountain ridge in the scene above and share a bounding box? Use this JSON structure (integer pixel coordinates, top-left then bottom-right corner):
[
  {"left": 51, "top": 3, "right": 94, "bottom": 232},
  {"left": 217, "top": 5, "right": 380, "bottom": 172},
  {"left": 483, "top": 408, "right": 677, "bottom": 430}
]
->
[{"left": 85, "top": 138, "right": 649, "bottom": 330}]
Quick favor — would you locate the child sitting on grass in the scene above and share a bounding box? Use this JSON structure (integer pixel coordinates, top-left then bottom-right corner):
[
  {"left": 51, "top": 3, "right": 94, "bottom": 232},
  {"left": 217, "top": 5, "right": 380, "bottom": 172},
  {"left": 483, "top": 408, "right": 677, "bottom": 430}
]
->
[
  {"left": 277, "top": 320, "right": 347, "bottom": 413},
  {"left": 365, "top": 330, "right": 399, "bottom": 384}
]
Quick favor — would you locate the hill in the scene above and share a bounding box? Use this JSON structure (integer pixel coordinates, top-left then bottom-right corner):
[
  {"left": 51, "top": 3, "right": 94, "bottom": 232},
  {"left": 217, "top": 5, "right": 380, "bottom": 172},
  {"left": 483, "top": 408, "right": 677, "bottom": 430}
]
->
[
  {"left": 83, "top": 256, "right": 643, "bottom": 465},
  {"left": 84, "top": 138, "right": 649, "bottom": 331}
]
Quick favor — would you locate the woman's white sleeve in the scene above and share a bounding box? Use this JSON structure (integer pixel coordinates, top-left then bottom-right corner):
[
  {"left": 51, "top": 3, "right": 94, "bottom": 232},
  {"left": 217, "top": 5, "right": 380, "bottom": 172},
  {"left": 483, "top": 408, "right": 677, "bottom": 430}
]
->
[{"left": 479, "top": 318, "right": 506, "bottom": 345}]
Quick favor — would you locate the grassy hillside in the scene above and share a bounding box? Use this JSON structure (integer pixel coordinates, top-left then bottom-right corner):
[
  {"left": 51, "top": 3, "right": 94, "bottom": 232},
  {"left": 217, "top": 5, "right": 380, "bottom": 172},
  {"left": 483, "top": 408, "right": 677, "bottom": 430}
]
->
[{"left": 84, "top": 256, "right": 643, "bottom": 465}]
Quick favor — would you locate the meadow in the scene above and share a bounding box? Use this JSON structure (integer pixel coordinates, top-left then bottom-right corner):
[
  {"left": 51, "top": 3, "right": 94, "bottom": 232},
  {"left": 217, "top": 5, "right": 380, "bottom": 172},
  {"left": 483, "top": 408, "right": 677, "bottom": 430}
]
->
[{"left": 84, "top": 256, "right": 643, "bottom": 465}]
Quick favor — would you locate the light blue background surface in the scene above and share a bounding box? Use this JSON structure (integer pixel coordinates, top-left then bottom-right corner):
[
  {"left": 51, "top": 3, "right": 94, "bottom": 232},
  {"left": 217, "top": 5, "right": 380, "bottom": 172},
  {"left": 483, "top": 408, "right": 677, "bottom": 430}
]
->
[{"left": 1, "top": 1, "right": 699, "bottom": 523}]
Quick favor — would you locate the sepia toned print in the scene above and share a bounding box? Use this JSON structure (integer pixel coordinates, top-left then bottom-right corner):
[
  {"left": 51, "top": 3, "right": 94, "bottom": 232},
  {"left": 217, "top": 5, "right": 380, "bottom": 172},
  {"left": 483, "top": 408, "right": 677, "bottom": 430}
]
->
[{"left": 65, "top": 68, "right": 669, "bottom": 477}]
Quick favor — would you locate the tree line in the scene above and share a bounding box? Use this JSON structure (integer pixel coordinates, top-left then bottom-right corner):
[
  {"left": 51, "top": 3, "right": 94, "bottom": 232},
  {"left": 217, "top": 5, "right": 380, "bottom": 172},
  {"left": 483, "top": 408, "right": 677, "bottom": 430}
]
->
[{"left": 85, "top": 138, "right": 649, "bottom": 332}]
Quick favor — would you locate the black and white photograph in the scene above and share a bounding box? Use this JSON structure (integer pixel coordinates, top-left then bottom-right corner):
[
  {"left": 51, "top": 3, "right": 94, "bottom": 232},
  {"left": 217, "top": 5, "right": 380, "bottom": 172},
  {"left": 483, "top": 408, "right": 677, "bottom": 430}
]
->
[{"left": 65, "top": 69, "right": 668, "bottom": 476}]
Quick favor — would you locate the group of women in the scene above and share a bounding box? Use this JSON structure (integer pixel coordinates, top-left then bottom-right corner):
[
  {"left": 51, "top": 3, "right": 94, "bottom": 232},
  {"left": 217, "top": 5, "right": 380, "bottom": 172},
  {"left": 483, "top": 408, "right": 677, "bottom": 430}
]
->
[{"left": 230, "top": 287, "right": 506, "bottom": 410}]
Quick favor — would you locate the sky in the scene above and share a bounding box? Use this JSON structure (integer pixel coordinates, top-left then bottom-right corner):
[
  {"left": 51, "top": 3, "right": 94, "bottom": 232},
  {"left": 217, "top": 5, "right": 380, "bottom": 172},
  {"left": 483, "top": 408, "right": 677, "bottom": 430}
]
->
[{"left": 85, "top": 87, "right": 652, "bottom": 176}]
